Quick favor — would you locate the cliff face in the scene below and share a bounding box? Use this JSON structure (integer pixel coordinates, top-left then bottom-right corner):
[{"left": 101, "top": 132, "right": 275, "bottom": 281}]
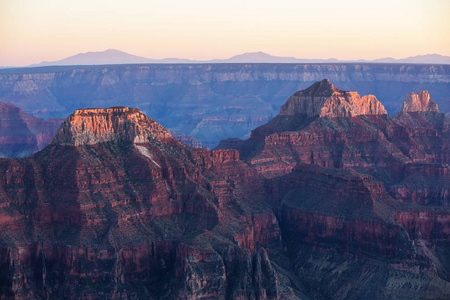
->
[
  {"left": 51, "top": 107, "right": 173, "bottom": 146},
  {"left": 0, "top": 101, "right": 62, "bottom": 158},
  {"left": 402, "top": 91, "right": 439, "bottom": 113},
  {"left": 1, "top": 63, "right": 449, "bottom": 148}
]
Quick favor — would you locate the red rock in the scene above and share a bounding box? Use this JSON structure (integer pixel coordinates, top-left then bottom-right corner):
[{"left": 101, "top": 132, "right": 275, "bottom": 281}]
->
[
  {"left": 402, "top": 91, "right": 439, "bottom": 113},
  {"left": 51, "top": 107, "right": 173, "bottom": 146},
  {"left": 280, "top": 79, "right": 387, "bottom": 118}
]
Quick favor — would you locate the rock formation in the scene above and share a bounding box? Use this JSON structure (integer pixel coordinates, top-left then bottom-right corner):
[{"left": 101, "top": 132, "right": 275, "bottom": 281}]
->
[
  {"left": 51, "top": 107, "right": 173, "bottom": 146},
  {"left": 0, "top": 101, "right": 62, "bottom": 158},
  {"left": 402, "top": 90, "right": 439, "bottom": 113},
  {"left": 231, "top": 82, "right": 450, "bottom": 181},
  {"left": 280, "top": 79, "right": 387, "bottom": 118}
]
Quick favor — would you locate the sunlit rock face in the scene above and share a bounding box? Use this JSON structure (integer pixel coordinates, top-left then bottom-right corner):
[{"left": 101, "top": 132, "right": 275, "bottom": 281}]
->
[
  {"left": 280, "top": 79, "right": 387, "bottom": 118},
  {"left": 51, "top": 107, "right": 173, "bottom": 146},
  {"left": 401, "top": 90, "right": 439, "bottom": 113}
]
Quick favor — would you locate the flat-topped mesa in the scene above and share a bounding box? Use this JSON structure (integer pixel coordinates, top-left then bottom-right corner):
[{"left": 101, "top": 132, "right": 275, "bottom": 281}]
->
[
  {"left": 279, "top": 79, "right": 387, "bottom": 118},
  {"left": 50, "top": 107, "right": 173, "bottom": 146},
  {"left": 401, "top": 91, "right": 439, "bottom": 113}
]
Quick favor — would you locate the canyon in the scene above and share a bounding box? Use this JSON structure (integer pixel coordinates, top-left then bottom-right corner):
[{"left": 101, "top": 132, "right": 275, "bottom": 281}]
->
[
  {"left": 0, "top": 80, "right": 449, "bottom": 298},
  {"left": 0, "top": 63, "right": 449, "bottom": 148}
]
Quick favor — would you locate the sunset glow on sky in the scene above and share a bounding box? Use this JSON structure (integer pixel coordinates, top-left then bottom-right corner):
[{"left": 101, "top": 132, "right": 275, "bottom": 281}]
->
[{"left": 1, "top": 0, "right": 449, "bottom": 66}]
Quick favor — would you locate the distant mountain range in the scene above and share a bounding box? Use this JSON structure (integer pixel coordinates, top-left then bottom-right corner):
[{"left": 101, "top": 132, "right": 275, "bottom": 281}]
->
[{"left": 25, "top": 49, "right": 450, "bottom": 67}]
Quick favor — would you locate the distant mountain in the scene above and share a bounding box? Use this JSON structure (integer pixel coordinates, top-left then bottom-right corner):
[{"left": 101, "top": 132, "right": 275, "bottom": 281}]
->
[
  {"left": 400, "top": 54, "right": 450, "bottom": 64},
  {"left": 26, "top": 49, "right": 450, "bottom": 67},
  {"left": 31, "top": 49, "right": 149, "bottom": 66},
  {"left": 208, "top": 51, "right": 339, "bottom": 63},
  {"left": 217, "top": 52, "right": 450, "bottom": 64},
  {"left": 30, "top": 49, "right": 197, "bottom": 67},
  {"left": 221, "top": 51, "right": 296, "bottom": 63},
  {"left": 372, "top": 54, "right": 450, "bottom": 64}
]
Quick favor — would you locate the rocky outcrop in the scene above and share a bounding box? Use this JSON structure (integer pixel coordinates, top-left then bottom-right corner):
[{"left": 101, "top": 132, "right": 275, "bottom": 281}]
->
[
  {"left": 0, "top": 101, "right": 62, "bottom": 158},
  {"left": 402, "top": 91, "right": 439, "bottom": 113},
  {"left": 280, "top": 79, "right": 387, "bottom": 118},
  {"left": 51, "top": 107, "right": 173, "bottom": 146}
]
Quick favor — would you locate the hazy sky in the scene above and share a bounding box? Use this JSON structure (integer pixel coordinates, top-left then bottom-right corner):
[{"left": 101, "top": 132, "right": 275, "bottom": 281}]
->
[{"left": 1, "top": 0, "right": 449, "bottom": 66}]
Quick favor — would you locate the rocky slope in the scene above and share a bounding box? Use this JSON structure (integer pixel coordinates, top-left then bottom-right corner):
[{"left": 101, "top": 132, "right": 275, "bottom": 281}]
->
[
  {"left": 0, "top": 101, "right": 62, "bottom": 158},
  {"left": 1, "top": 63, "right": 449, "bottom": 148},
  {"left": 1, "top": 102, "right": 450, "bottom": 299}
]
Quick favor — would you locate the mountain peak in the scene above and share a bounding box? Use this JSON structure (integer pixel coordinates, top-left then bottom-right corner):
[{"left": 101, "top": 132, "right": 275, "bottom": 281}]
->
[
  {"left": 280, "top": 79, "right": 387, "bottom": 118},
  {"left": 32, "top": 49, "right": 152, "bottom": 67},
  {"left": 51, "top": 107, "right": 173, "bottom": 146},
  {"left": 104, "top": 48, "right": 121, "bottom": 52},
  {"left": 401, "top": 91, "right": 439, "bottom": 113}
]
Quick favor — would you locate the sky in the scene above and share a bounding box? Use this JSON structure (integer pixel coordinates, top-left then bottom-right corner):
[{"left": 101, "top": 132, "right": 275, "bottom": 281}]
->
[{"left": 1, "top": 0, "right": 449, "bottom": 66}]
